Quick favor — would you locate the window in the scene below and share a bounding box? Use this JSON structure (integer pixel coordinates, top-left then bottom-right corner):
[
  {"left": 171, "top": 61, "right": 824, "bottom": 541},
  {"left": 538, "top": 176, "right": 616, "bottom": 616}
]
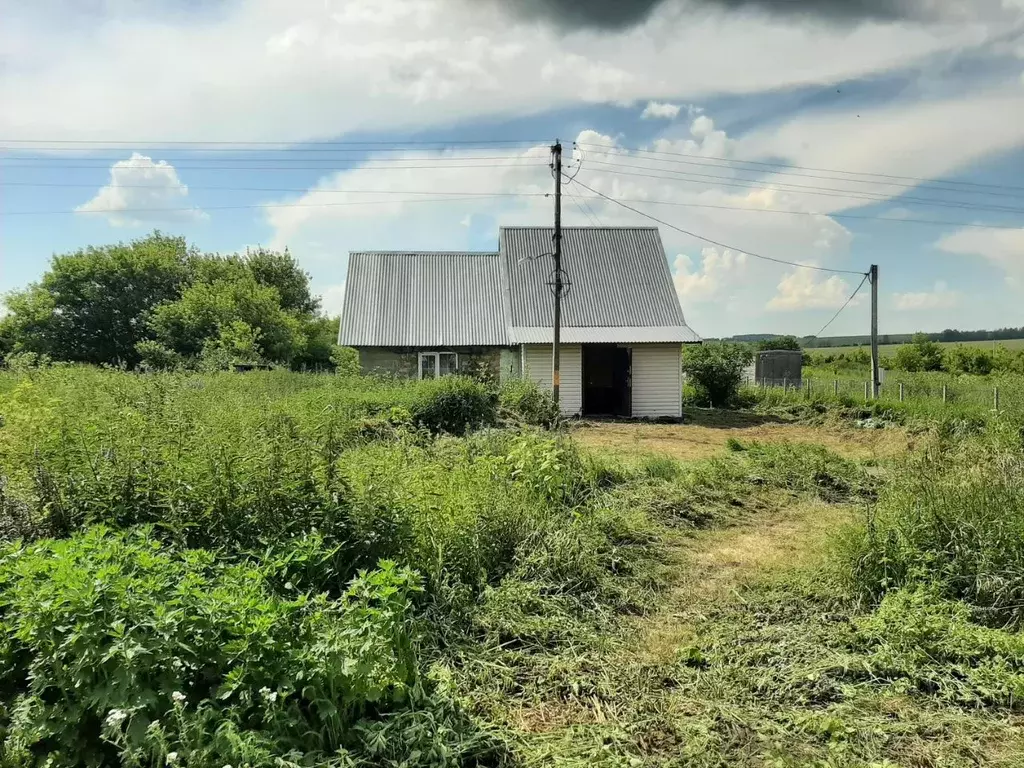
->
[{"left": 418, "top": 352, "right": 458, "bottom": 379}]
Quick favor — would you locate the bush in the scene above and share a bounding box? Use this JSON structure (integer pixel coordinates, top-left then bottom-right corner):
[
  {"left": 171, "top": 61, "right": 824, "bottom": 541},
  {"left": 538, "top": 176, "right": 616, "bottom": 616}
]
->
[
  {"left": 498, "top": 377, "right": 559, "bottom": 426},
  {"left": 888, "top": 333, "right": 944, "bottom": 373},
  {"left": 0, "top": 527, "right": 500, "bottom": 766},
  {"left": 682, "top": 342, "right": 752, "bottom": 407},
  {"left": 944, "top": 344, "right": 994, "bottom": 376},
  {"left": 406, "top": 376, "right": 496, "bottom": 435}
]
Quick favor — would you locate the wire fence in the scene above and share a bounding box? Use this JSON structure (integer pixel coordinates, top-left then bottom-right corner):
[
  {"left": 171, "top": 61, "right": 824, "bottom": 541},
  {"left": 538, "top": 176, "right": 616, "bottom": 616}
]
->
[{"left": 743, "top": 375, "right": 1024, "bottom": 415}]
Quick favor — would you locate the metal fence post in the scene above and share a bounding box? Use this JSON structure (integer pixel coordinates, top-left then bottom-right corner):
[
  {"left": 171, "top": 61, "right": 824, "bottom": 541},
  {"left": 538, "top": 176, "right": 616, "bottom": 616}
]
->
[
  {"left": 864, "top": 381, "right": 869, "bottom": 401},
  {"left": 833, "top": 380, "right": 839, "bottom": 397},
  {"left": 783, "top": 376, "right": 788, "bottom": 394},
  {"left": 995, "top": 386, "right": 1000, "bottom": 411},
  {"left": 899, "top": 383, "right": 904, "bottom": 402},
  {"left": 942, "top": 384, "right": 947, "bottom": 404}
]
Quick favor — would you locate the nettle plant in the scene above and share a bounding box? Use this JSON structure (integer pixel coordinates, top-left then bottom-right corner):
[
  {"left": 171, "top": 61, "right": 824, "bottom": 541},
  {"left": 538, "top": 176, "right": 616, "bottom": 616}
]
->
[{"left": 0, "top": 527, "right": 423, "bottom": 766}]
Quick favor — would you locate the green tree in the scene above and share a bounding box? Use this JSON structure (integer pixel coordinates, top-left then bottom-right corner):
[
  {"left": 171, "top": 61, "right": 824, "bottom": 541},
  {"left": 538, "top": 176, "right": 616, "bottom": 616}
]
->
[
  {"left": 147, "top": 274, "right": 303, "bottom": 365},
  {"left": 1, "top": 233, "right": 192, "bottom": 366},
  {"left": 944, "top": 345, "right": 994, "bottom": 376},
  {"left": 757, "top": 335, "right": 801, "bottom": 352},
  {"left": 682, "top": 342, "right": 752, "bottom": 408}
]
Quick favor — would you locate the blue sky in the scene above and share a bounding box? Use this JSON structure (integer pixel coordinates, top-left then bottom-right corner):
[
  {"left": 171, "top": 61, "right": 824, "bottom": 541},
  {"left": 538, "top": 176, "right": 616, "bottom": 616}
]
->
[{"left": 2, "top": 0, "right": 1023, "bottom": 339}]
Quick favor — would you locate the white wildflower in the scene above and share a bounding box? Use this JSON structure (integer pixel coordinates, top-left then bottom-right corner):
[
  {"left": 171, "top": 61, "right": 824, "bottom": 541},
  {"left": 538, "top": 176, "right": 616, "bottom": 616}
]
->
[
  {"left": 105, "top": 709, "right": 128, "bottom": 727},
  {"left": 268, "top": 691, "right": 278, "bottom": 703},
  {"left": 171, "top": 691, "right": 186, "bottom": 704},
  {"left": 166, "top": 752, "right": 179, "bottom": 765}
]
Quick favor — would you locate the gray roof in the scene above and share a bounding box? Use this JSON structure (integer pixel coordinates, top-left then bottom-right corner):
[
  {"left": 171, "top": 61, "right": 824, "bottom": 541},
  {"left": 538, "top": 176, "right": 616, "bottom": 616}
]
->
[
  {"left": 338, "top": 227, "right": 700, "bottom": 347},
  {"left": 500, "top": 227, "right": 691, "bottom": 330},
  {"left": 339, "top": 252, "right": 509, "bottom": 346}
]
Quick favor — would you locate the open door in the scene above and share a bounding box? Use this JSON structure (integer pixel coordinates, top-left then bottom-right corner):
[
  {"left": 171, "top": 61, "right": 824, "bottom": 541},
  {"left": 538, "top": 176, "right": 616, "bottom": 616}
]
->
[{"left": 582, "top": 345, "right": 631, "bottom": 417}]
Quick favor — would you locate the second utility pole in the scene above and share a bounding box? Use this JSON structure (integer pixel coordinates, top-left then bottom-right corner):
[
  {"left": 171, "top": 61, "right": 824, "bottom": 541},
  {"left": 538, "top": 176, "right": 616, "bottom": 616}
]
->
[
  {"left": 869, "top": 264, "right": 880, "bottom": 399},
  {"left": 551, "top": 140, "right": 563, "bottom": 408}
]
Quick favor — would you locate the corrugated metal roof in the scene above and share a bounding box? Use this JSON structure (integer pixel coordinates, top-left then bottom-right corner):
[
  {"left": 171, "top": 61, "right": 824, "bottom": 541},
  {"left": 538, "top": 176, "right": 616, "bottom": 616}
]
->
[
  {"left": 511, "top": 326, "right": 702, "bottom": 344},
  {"left": 338, "top": 252, "right": 509, "bottom": 346},
  {"left": 500, "top": 227, "right": 692, "bottom": 330}
]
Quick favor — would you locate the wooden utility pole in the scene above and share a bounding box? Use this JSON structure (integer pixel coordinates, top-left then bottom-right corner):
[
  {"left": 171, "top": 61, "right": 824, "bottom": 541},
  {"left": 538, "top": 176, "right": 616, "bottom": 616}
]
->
[
  {"left": 869, "top": 264, "right": 880, "bottom": 399},
  {"left": 551, "top": 141, "right": 563, "bottom": 407}
]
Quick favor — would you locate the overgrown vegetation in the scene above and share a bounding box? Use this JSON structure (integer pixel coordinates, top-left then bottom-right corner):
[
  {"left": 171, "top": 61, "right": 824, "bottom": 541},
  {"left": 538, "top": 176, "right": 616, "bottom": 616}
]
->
[{"left": 3, "top": 362, "right": 1024, "bottom": 766}]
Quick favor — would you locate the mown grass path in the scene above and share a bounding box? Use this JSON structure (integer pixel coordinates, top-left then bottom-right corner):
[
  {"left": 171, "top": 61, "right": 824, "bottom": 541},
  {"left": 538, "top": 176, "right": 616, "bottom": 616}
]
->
[{"left": 515, "top": 498, "right": 1024, "bottom": 767}]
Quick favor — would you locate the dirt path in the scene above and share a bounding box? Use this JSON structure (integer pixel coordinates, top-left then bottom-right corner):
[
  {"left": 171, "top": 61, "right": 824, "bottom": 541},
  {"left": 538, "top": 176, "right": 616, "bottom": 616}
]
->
[
  {"left": 572, "top": 415, "right": 912, "bottom": 462},
  {"left": 636, "top": 500, "right": 845, "bottom": 665}
]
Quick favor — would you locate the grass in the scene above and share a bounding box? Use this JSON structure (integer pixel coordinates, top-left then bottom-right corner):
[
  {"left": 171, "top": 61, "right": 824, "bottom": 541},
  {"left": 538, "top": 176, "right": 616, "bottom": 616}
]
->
[
  {"left": 805, "top": 339, "right": 1024, "bottom": 355},
  {"left": 2, "top": 365, "right": 1024, "bottom": 766}
]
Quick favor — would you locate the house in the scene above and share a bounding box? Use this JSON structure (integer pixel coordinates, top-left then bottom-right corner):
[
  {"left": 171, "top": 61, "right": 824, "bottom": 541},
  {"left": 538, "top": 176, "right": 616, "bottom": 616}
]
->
[{"left": 338, "top": 226, "right": 701, "bottom": 418}]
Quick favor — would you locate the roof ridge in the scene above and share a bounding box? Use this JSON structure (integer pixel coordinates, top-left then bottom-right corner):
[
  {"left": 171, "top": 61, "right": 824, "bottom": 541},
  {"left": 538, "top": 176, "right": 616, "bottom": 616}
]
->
[
  {"left": 499, "top": 225, "right": 659, "bottom": 231},
  {"left": 349, "top": 250, "right": 499, "bottom": 256}
]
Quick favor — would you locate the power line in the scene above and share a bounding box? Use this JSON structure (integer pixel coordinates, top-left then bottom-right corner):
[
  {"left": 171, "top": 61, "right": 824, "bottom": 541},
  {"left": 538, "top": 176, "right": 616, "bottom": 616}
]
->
[
  {"left": 813, "top": 273, "right": 870, "bottom": 339},
  {"left": 578, "top": 146, "right": 1024, "bottom": 200},
  {"left": 565, "top": 189, "right": 600, "bottom": 227},
  {"left": 0, "top": 137, "right": 549, "bottom": 147},
  {"left": 583, "top": 160, "right": 1024, "bottom": 216},
  {"left": 575, "top": 141, "right": 1024, "bottom": 194},
  {"left": 3, "top": 193, "right": 541, "bottom": 217},
  {"left": 3, "top": 182, "right": 1018, "bottom": 229},
  {"left": 0, "top": 154, "right": 537, "bottom": 165},
  {"left": 570, "top": 176, "right": 867, "bottom": 276}
]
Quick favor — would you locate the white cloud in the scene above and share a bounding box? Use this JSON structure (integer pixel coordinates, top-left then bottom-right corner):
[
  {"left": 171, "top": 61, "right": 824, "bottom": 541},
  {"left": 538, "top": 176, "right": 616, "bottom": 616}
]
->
[
  {"left": 0, "top": 0, "right": 1011, "bottom": 142},
  {"left": 767, "top": 269, "right": 858, "bottom": 311},
  {"left": 641, "top": 101, "right": 681, "bottom": 120},
  {"left": 935, "top": 227, "right": 1024, "bottom": 282},
  {"left": 673, "top": 247, "right": 748, "bottom": 301},
  {"left": 892, "top": 281, "right": 960, "bottom": 310},
  {"left": 736, "top": 88, "right": 1024, "bottom": 214},
  {"left": 75, "top": 153, "right": 204, "bottom": 226},
  {"left": 319, "top": 282, "right": 347, "bottom": 318}
]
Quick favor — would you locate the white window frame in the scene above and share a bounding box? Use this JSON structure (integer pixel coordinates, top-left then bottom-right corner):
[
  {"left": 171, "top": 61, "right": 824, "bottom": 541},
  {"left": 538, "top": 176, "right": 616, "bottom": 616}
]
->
[{"left": 418, "top": 351, "right": 458, "bottom": 379}]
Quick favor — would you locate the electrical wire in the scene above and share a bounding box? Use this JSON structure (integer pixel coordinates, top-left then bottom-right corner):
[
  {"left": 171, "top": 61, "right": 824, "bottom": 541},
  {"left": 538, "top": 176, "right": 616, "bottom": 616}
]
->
[
  {"left": 812, "top": 273, "right": 870, "bottom": 339},
  {"left": 583, "top": 160, "right": 1024, "bottom": 216},
  {"left": 3, "top": 193, "right": 540, "bottom": 217},
  {"left": 575, "top": 141, "right": 1024, "bottom": 195},
  {"left": 569, "top": 176, "right": 867, "bottom": 276},
  {"left": 2, "top": 182, "right": 1015, "bottom": 230},
  {"left": 0, "top": 138, "right": 548, "bottom": 147},
  {"left": 579, "top": 147, "right": 1024, "bottom": 200},
  {"left": 1, "top": 154, "right": 540, "bottom": 165}
]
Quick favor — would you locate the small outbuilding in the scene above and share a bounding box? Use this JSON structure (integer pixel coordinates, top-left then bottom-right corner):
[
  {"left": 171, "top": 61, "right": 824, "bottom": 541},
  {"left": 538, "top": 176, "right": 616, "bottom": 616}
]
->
[{"left": 338, "top": 226, "right": 700, "bottom": 418}]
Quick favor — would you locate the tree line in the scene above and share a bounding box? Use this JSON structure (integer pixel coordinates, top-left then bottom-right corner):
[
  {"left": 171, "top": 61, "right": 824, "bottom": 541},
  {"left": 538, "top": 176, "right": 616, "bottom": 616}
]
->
[{"left": 0, "top": 232, "right": 352, "bottom": 371}]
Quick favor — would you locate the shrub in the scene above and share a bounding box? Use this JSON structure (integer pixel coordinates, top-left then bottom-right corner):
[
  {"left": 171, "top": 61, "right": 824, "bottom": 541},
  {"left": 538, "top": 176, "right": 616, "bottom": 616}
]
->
[
  {"left": 682, "top": 342, "right": 752, "bottom": 408},
  {"left": 944, "top": 344, "right": 994, "bottom": 376},
  {"left": 888, "top": 333, "right": 944, "bottom": 373},
  {"left": 135, "top": 340, "right": 182, "bottom": 371},
  {"left": 498, "top": 377, "right": 559, "bottom": 427},
  {"left": 0, "top": 527, "right": 498, "bottom": 766},
  {"left": 406, "top": 375, "right": 496, "bottom": 435}
]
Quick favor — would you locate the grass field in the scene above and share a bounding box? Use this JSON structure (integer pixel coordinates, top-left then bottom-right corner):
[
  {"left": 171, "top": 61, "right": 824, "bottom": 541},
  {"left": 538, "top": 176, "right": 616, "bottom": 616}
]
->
[
  {"left": 2, "top": 366, "right": 1024, "bottom": 766},
  {"left": 805, "top": 338, "right": 1024, "bottom": 356}
]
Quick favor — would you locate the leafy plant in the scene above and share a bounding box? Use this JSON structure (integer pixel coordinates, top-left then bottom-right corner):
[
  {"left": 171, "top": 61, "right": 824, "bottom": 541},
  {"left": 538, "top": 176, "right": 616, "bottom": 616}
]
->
[{"left": 682, "top": 342, "right": 752, "bottom": 408}]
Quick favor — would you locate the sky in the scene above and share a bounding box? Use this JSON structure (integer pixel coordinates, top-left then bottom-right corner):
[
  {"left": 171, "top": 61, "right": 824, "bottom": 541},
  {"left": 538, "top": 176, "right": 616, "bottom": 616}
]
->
[{"left": 1, "top": 0, "right": 1023, "bottom": 340}]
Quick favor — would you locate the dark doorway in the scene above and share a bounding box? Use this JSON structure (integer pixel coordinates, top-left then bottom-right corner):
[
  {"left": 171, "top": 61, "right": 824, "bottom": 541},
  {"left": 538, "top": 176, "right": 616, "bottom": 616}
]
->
[{"left": 582, "top": 345, "right": 631, "bottom": 417}]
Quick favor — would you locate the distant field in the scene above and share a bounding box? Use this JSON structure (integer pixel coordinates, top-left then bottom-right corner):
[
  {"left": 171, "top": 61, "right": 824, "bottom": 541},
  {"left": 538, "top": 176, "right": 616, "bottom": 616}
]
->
[{"left": 806, "top": 339, "right": 1024, "bottom": 356}]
